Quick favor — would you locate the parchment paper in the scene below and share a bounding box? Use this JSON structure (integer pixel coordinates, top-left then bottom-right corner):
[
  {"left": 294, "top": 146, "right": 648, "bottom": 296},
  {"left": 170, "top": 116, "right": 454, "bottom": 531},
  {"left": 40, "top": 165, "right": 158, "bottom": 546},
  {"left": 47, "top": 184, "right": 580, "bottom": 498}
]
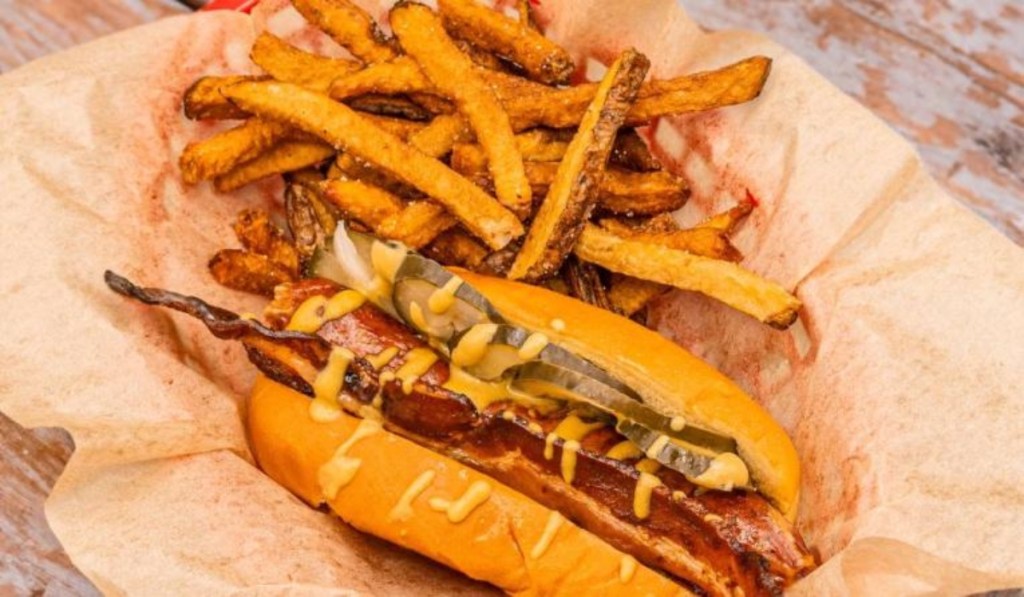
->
[{"left": 0, "top": 1, "right": 1021, "bottom": 594}]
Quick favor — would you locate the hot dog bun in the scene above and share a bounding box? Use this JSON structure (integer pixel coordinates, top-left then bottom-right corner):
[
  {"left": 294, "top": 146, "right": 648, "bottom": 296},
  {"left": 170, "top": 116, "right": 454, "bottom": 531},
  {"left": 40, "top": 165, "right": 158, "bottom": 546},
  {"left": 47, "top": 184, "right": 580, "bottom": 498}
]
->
[
  {"left": 456, "top": 271, "right": 800, "bottom": 520},
  {"left": 248, "top": 374, "right": 687, "bottom": 596}
]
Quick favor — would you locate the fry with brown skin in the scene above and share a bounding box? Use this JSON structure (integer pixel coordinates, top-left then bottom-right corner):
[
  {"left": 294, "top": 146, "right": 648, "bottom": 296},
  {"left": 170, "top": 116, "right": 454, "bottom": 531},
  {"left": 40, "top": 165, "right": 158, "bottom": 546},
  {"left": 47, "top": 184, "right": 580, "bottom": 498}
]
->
[
  {"left": 214, "top": 141, "right": 335, "bottom": 192},
  {"left": 423, "top": 229, "right": 489, "bottom": 269},
  {"left": 437, "top": 0, "right": 573, "bottom": 85},
  {"left": 509, "top": 50, "right": 650, "bottom": 281},
  {"left": 180, "top": 118, "right": 292, "bottom": 184},
  {"left": 250, "top": 32, "right": 361, "bottom": 91},
  {"left": 611, "top": 128, "right": 661, "bottom": 172},
  {"left": 391, "top": 2, "right": 532, "bottom": 217},
  {"left": 329, "top": 56, "right": 430, "bottom": 99},
  {"left": 232, "top": 209, "right": 302, "bottom": 276},
  {"left": 290, "top": 0, "right": 397, "bottom": 64},
  {"left": 562, "top": 255, "right": 612, "bottom": 311},
  {"left": 183, "top": 75, "right": 261, "bottom": 120},
  {"left": 321, "top": 179, "right": 403, "bottom": 229},
  {"left": 599, "top": 218, "right": 743, "bottom": 262},
  {"left": 450, "top": 128, "right": 570, "bottom": 172},
  {"left": 574, "top": 223, "right": 801, "bottom": 328},
  {"left": 285, "top": 182, "right": 335, "bottom": 266},
  {"left": 377, "top": 201, "right": 459, "bottom": 249},
  {"left": 607, "top": 274, "right": 668, "bottom": 317},
  {"left": 344, "top": 94, "right": 434, "bottom": 121},
  {"left": 699, "top": 196, "right": 756, "bottom": 233},
  {"left": 503, "top": 56, "right": 772, "bottom": 130},
  {"left": 224, "top": 81, "right": 522, "bottom": 248},
  {"left": 208, "top": 250, "right": 296, "bottom": 297}
]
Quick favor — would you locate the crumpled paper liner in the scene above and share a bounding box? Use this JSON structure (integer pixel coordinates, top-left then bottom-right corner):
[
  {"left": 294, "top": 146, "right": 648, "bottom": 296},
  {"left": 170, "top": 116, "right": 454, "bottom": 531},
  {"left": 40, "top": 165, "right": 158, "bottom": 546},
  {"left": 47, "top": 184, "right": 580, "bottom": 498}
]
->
[{"left": 0, "top": 0, "right": 1021, "bottom": 594}]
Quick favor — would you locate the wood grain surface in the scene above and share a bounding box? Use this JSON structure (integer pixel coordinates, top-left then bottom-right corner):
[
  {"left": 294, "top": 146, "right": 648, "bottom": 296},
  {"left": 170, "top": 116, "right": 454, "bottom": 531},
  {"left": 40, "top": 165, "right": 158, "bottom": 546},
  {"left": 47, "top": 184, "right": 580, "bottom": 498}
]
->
[{"left": 0, "top": 0, "right": 1021, "bottom": 594}]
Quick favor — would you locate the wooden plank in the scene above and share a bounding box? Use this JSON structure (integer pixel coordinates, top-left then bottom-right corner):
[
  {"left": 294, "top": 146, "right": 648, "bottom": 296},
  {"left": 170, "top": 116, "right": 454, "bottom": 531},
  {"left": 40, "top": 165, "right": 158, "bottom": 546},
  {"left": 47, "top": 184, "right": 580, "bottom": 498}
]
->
[{"left": 685, "top": 0, "right": 1024, "bottom": 244}]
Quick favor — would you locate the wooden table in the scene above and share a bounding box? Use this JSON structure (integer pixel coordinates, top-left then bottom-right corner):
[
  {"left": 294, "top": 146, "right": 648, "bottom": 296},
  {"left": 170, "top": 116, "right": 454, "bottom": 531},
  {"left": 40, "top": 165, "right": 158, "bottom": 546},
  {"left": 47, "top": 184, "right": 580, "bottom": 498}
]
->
[{"left": 1, "top": 1, "right": 1021, "bottom": 594}]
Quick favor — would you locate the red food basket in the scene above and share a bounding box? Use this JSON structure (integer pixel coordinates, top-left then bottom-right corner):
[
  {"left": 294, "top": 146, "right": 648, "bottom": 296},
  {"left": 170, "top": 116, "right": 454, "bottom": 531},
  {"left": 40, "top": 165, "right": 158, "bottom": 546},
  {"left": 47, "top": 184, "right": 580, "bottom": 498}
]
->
[{"left": 201, "top": 0, "right": 261, "bottom": 12}]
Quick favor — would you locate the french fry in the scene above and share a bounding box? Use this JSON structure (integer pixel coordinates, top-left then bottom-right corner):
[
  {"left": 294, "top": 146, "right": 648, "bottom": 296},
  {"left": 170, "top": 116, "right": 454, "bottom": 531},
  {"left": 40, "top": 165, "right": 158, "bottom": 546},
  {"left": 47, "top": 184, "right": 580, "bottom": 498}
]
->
[
  {"left": 285, "top": 182, "right": 335, "bottom": 265},
  {"left": 410, "top": 114, "right": 472, "bottom": 157},
  {"left": 215, "top": 141, "right": 335, "bottom": 192},
  {"left": 610, "top": 128, "right": 661, "bottom": 172},
  {"left": 598, "top": 218, "right": 742, "bottom": 262},
  {"left": 183, "top": 75, "right": 261, "bottom": 120},
  {"left": 208, "top": 249, "right": 296, "bottom": 297},
  {"left": 699, "top": 197, "right": 756, "bottom": 233},
  {"left": 291, "top": 0, "right": 397, "bottom": 64},
  {"left": 562, "top": 256, "right": 612, "bottom": 311},
  {"left": 358, "top": 114, "right": 428, "bottom": 139},
  {"left": 250, "top": 32, "right": 361, "bottom": 91},
  {"left": 321, "top": 178, "right": 403, "bottom": 229},
  {"left": 509, "top": 49, "right": 650, "bottom": 281},
  {"left": 345, "top": 94, "right": 434, "bottom": 121},
  {"left": 503, "top": 56, "right": 772, "bottom": 130},
  {"left": 574, "top": 224, "right": 800, "bottom": 328},
  {"left": 391, "top": 2, "right": 532, "bottom": 216},
  {"left": 377, "top": 200, "right": 459, "bottom": 249},
  {"left": 607, "top": 274, "right": 668, "bottom": 317},
  {"left": 423, "top": 229, "right": 489, "bottom": 269},
  {"left": 232, "top": 209, "right": 302, "bottom": 275},
  {"left": 329, "top": 56, "right": 431, "bottom": 99},
  {"left": 452, "top": 37, "right": 509, "bottom": 71},
  {"left": 179, "top": 118, "right": 292, "bottom": 184},
  {"left": 437, "top": 0, "right": 573, "bottom": 85}
]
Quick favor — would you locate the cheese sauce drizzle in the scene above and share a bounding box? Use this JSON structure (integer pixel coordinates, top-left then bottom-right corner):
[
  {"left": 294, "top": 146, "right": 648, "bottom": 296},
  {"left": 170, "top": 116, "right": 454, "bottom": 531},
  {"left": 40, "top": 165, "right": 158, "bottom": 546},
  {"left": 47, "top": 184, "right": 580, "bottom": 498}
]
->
[
  {"left": 427, "top": 276, "right": 463, "bottom": 314},
  {"left": 691, "top": 452, "right": 749, "bottom": 491},
  {"left": 635, "top": 458, "right": 662, "bottom": 474},
  {"left": 669, "top": 416, "right": 686, "bottom": 431},
  {"left": 408, "top": 301, "right": 429, "bottom": 332},
  {"left": 317, "top": 418, "right": 382, "bottom": 500},
  {"left": 309, "top": 347, "right": 354, "bottom": 422},
  {"left": 451, "top": 323, "right": 498, "bottom": 367},
  {"left": 560, "top": 440, "right": 580, "bottom": 484},
  {"left": 287, "top": 290, "right": 365, "bottom": 334},
  {"left": 428, "top": 480, "right": 492, "bottom": 523},
  {"left": 619, "top": 555, "right": 637, "bottom": 583},
  {"left": 517, "top": 332, "right": 549, "bottom": 361},
  {"left": 529, "top": 511, "right": 564, "bottom": 559},
  {"left": 633, "top": 472, "right": 663, "bottom": 520},
  {"left": 366, "top": 346, "right": 399, "bottom": 370},
  {"left": 393, "top": 347, "right": 438, "bottom": 394},
  {"left": 606, "top": 440, "right": 643, "bottom": 461},
  {"left": 388, "top": 469, "right": 436, "bottom": 522},
  {"left": 645, "top": 434, "right": 670, "bottom": 459},
  {"left": 544, "top": 413, "right": 604, "bottom": 462},
  {"left": 549, "top": 318, "right": 566, "bottom": 332}
]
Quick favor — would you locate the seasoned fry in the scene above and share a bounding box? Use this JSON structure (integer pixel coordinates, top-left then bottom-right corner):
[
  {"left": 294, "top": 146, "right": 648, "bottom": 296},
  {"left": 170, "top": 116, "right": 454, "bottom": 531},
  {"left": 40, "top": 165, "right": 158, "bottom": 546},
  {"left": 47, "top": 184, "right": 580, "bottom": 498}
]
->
[
  {"left": 285, "top": 167, "right": 326, "bottom": 189},
  {"left": 563, "top": 256, "right": 612, "bottom": 311},
  {"left": 285, "top": 182, "right": 334, "bottom": 265},
  {"left": 250, "top": 32, "right": 361, "bottom": 91},
  {"left": 329, "top": 56, "right": 431, "bottom": 99},
  {"left": 358, "top": 114, "right": 427, "bottom": 139},
  {"left": 180, "top": 118, "right": 292, "bottom": 184},
  {"left": 450, "top": 128, "right": 570, "bottom": 172},
  {"left": 437, "top": 0, "right": 573, "bottom": 85},
  {"left": 410, "top": 114, "right": 471, "bottom": 157},
  {"left": 231, "top": 209, "right": 301, "bottom": 275},
  {"left": 599, "top": 218, "right": 742, "bottom": 262},
  {"left": 214, "top": 141, "right": 335, "bottom": 192},
  {"left": 423, "top": 229, "right": 489, "bottom": 269},
  {"left": 611, "top": 128, "right": 661, "bottom": 172},
  {"left": 509, "top": 50, "right": 650, "bottom": 281},
  {"left": 345, "top": 94, "right": 434, "bottom": 121},
  {"left": 452, "top": 37, "right": 508, "bottom": 71},
  {"left": 208, "top": 249, "right": 296, "bottom": 297},
  {"left": 503, "top": 56, "right": 772, "bottom": 130},
  {"left": 699, "top": 197, "right": 756, "bottom": 233},
  {"left": 574, "top": 224, "right": 800, "bottom": 328},
  {"left": 392, "top": 2, "right": 532, "bottom": 217},
  {"left": 377, "top": 201, "right": 458, "bottom": 249},
  {"left": 321, "top": 178, "right": 403, "bottom": 229},
  {"left": 607, "top": 274, "right": 668, "bottom": 317},
  {"left": 183, "top": 75, "right": 261, "bottom": 120},
  {"left": 291, "top": 0, "right": 397, "bottom": 64}
]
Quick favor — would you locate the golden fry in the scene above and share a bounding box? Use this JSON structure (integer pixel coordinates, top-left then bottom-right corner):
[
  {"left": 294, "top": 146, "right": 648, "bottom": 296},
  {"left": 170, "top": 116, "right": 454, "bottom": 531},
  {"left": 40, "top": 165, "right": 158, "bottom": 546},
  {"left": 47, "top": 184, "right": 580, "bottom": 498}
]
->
[
  {"left": 179, "top": 118, "right": 291, "bottom": 184},
  {"left": 291, "top": 0, "right": 397, "bottom": 64},
  {"left": 183, "top": 75, "right": 261, "bottom": 120},
  {"left": 250, "top": 32, "right": 361, "bottom": 91},
  {"left": 450, "top": 128, "right": 570, "bottom": 172},
  {"left": 409, "top": 114, "right": 471, "bottom": 157},
  {"left": 391, "top": 3, "right": 531, "bottom": 216},
  {"left": 562, "top": 256, "right": 612, "bottom": 311},
  {"left": 345, "top": 94, "right": 434, "bottom": 121},
  {"left": 607, "top": 274, "right": 668, "bottom": 317},
  {"left": 503, "top": 56, "right": 772, "bottom": 130},
  {"left": 423, "top": 229, "right": 489, "bottom": 269},
  {"left": 321, "top": 178, "right": 403, "bottom": 229},
  {"left": 232, "top": 209, "right": 302, "bottom": 275},
  {"left": 610, "top": 128, "right": 661, "bottom": 172},
  {"left": 699, "top": 198, "right": 756, "bottom": 234},
  {"left": 329, "top": 56, "right": 431, "bottom": 99},
  {"left": 208, "top": 249, "right": 296, "bottom": 297},
  {"left": 599, "top": 219, "right": 742, "bottom": 262},
  {"left": 574, "top": 224, "right": 800, "bottom": 328},
  {"left": 215, "top": 141, "right": 335, "bottom": 192},
  {"left": 437, "top": 0, "right": 573, "bottom": 85},
  {"left": 377, "top": 201, "right": 458, "bottom": 249},
  {"left": 509, "top": 50, "right": 649, "bottom": 281},
  {"left": 285, "top": 182, "right": 335, "bottom": 264}
]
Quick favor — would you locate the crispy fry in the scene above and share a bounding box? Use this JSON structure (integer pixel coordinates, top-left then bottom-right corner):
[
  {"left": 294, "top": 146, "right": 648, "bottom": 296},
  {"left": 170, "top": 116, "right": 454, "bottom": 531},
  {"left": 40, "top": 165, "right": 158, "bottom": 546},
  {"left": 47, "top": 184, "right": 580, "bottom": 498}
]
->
[
  {"left": 437, "top": 0, "right": 573, "bottom": 85},
  {"left": 450, "top": 128, "right": 571, "bottom": 172},
  {"left": 232, "top": 209, "right": 301, "bottom": 275},
  {"left": 423, "top": 229, "right": 489, "bottom": 269},
  {"left": 574, "top": 224, "right": 800, "bottom": 328},
  {"left": 516, "top": 0, "right": 537, "bottom": 31},
  {"left": 509, "top": 50, "right": 649, "bottom": 281},
  {"left": 410, "top": 114, "right": 472, "bottom": 157},
  {"left": 377, "top": 200, "right": 458, "bottom": 249},
  {"left": 321, "top": 178, "right": 403, "bottom": 228},
  {"left": 209, "top": 249, "right": 296, "bottom": 297},
  {"left": 250, "top": 32, "right": 361, "bottom": 91},
  {"left": 452, "top": 37, "right": 508, "bottom": 71},
  {"left": 286, "top": 167, "right": 326, "bottom": 188},
  {"left": 503, "top": 56, "right": 772, "bottom": 130},
  {"left": 285, "top": 182, "right": 334, "bottom": 265},
  {"left": 214, "top": 141, "right": 335, "bottom": 192},
  {"left": 290, "top": 0, "right": 397, "bottom": 64},
  {"left": 607, "top": 274, "right": 668, "bottom": 317},
  {"left": 329, "top": 56, "right": 431, "bottom": 99},
  {"left": 183, "top": 75, "right": 261, "bottom": 120},
  {"left": 345, "top": 94, "right": 434, "bottom": 121},
  {"left": 610, "top": 128, "right": 660, "bottom": 172},
  {"left": 599, "top": 218, "right": 742, "bottom": 262},
  {"left": 357, "top": 114, "right": 427, "bottom": 139},
  {"left": 699, "top": 197, "right": 756, "bottom": 233},
  {"left": 392, "top": 2, "right": 532, "bottom": 217},
  {"left": 563, "top": 256, "right": 612, "bottom": 311},
  {"left": 180, "top": 118, "right": 292, "bottom": 184}
]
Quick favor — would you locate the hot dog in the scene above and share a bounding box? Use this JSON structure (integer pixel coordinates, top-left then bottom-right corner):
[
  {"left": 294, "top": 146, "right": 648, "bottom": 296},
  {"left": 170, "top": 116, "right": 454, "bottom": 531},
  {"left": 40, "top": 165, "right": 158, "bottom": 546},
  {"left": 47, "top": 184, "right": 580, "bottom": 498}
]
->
[{"left": 104, "top": 228, "right": 815, "bottom": 595}]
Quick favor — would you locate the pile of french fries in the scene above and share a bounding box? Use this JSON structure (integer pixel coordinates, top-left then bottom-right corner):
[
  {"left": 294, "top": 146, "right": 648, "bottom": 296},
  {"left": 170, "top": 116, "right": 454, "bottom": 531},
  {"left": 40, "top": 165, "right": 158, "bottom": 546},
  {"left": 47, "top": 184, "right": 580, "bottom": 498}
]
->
[{"left": 179, "top": 0, "right": 800, "bottom": 329}]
